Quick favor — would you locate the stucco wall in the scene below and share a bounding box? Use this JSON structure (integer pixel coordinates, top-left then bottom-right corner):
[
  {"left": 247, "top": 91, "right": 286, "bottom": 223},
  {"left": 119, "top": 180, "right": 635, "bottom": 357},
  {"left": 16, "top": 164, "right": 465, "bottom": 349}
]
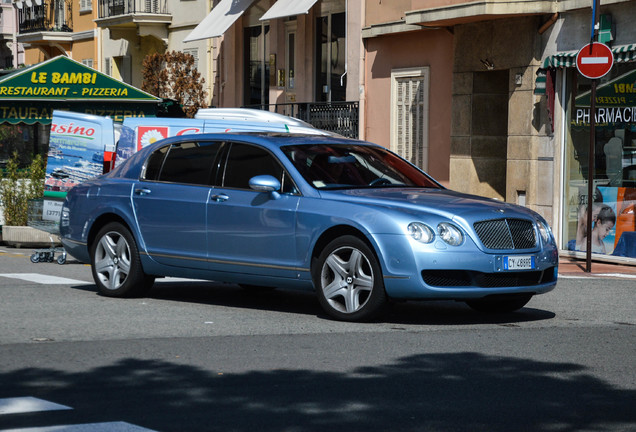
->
[
  {"left": 365, "top": 0, "right": 411, "bottom": 27},
  {"left": 364, "top": 29, "right": 453, "bottom": 184}
]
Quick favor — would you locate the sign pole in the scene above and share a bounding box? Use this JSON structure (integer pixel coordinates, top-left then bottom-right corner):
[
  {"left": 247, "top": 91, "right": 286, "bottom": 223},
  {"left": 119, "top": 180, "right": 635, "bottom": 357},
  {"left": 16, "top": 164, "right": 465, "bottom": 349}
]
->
[
  {"left": 586, "top": 79, "right": 596, "bottom": 272},
  {"left": 585, "top": 0, "right": 600, "bottom": 272}
]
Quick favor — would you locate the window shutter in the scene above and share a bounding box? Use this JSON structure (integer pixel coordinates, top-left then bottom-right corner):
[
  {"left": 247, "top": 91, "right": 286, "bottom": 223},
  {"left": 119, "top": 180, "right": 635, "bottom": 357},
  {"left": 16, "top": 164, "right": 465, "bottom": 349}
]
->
[
  {"left": 104, "top": 58, "right": 111, "bottom": 76},
  {"left": 183, "top": 48, "right": 199, "bottom": 70},
  {"left": 391, "top": 68, "right": 430, "bottom": 170}
]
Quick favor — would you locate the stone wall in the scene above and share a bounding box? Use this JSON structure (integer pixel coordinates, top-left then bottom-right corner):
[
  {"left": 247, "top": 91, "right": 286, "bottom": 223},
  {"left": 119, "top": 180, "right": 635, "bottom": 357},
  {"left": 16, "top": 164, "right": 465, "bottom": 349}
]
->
[{"left": 449, "top": 15, "right": 554, "bottom": 220}]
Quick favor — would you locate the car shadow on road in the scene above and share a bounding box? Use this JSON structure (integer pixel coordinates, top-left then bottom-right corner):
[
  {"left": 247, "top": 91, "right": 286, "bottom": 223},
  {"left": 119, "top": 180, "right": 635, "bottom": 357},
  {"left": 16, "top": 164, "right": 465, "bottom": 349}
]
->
[
  {"left": 1, "top": 351, "right": 633, "bottom": 431},
  {"left": 117, "top": 280, "right": 557, "bottom": 326}
]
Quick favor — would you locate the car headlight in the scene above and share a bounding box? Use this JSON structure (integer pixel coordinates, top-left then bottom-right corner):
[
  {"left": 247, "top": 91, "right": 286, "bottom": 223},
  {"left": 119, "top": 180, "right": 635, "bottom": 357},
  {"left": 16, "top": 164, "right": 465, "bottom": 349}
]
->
[
  {"left": 437, "top": 222, "right": 463, "bottom": 246},
  {"left": 536, "top": 219, "right": 553, "bottom": 244},
  {"left": 408, "top": 222, "right": 434, "bottom": 244}
]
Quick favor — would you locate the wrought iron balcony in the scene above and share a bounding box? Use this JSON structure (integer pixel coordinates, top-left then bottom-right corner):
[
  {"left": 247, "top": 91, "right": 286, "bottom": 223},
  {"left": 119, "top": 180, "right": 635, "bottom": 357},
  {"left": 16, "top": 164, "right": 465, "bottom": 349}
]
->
[
  {"left": 98, "top": 0, "right": 167, "bottom": 18},
  {"left": 16, "top": 0, "right": 73, "bottom": 34},
  {"left": 245, "top": 101, "right": 360, "bottom": 138}
]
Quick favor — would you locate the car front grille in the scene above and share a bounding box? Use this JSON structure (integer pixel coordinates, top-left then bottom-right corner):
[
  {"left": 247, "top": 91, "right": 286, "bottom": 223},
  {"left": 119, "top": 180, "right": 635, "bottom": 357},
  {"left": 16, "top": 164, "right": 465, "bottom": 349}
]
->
[
  {"left": 421, "top": 268, "right": 556, "bottom": 288},
  {"left": 473, "top": 218, "right": 536, "bottom": 249}
]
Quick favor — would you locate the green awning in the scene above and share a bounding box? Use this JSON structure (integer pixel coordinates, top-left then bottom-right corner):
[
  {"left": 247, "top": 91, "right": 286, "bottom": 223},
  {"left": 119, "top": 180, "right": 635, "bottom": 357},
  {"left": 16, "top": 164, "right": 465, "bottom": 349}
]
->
[
  {"left": 541, "top": 43, "right": 636, "bottom": 69},
  {"left": 0, "top": 56, "right": 161, "bottom": 124},
  {"left": 535, "top": 43, "right": 636, "bottom": 94}
]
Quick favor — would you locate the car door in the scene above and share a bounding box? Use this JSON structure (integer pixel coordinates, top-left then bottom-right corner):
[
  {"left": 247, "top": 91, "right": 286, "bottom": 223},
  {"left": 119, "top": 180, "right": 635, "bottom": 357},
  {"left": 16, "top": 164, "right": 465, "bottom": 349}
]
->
[
  {"left": 133, "top": 140, "right": 221, "bottom": 269},
  {"left": 206, "top": 142, "right": 301, "bottom": 278}
]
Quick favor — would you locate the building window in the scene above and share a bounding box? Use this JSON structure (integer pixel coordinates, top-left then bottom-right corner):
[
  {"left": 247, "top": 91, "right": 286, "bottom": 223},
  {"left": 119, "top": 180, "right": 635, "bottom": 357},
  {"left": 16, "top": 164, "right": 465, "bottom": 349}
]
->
[
  {"left": 285, "top": 24, "right": 296, "bottom": 92},
  {"left": 315, "top": 11, "right": 346, "bottom": 102},
  {"left": 183, "top": 48, "right": 199, "bottom": 71},
  {"left": 390, "top": 67, "right": 430, "bottom": 170},
  {"left": 563, "top": 62, "right": 636, "bottom": 259},
  {"left": 80, "top": 0, "right": 92, "bottom": 12},
  {"left": 244, "top": 24, "right": 269, "bottom": 106},
  {"left": 82, "top": 58, "right": 94, "bottom": 68}
]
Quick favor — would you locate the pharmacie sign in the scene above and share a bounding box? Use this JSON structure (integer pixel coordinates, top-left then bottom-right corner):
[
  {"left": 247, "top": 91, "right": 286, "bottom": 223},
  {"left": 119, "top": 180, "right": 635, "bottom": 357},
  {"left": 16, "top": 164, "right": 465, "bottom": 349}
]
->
[
  {"left": 573, "top": 68, "right": 636, "bottom": 126},
  {"left": 0, "top": 56, "right": 160, "bottom": 124}
]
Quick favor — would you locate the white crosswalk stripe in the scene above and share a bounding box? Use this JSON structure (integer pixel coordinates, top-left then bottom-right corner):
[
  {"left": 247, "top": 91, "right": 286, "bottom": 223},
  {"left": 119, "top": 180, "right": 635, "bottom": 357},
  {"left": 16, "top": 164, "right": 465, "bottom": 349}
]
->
[
  {"left": 0, "top": 273, "right": 210, "bottom": 285},
  {"left": 0, "top": 274, "right": 90, "bottom": 285},
  {"left": 0, "top": 397, "right": 157, "bottom": 432}
]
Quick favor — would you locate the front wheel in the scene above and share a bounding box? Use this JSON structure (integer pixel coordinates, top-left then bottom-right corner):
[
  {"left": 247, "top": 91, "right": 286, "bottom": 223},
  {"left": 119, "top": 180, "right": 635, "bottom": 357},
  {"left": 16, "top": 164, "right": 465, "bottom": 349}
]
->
[
  {"left": 466, "top": 294, "right": 532, "bottom": 313},
  {"left": 90, "top": 222, "right": 154, "bottom": 298},
  {"left": 313, "top": 235, "right": 387, "bottom": 322}
]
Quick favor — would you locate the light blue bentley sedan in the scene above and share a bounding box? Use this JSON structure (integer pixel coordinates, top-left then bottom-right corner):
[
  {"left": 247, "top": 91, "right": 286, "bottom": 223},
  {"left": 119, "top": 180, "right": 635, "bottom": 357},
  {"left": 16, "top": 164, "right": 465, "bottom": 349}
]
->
[{"left": 60, "top": 133, "right": 558, "bottom": 321}]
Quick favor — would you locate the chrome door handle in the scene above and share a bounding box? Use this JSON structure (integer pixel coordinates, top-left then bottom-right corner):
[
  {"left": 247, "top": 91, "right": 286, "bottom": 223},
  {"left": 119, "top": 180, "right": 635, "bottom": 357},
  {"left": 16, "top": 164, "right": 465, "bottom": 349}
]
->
[
  {"left": 135, "top": 188, "right": 152, "bottom": 196},
  {"left": 211, "top": 194, "right": 229, "bottom": 202}
]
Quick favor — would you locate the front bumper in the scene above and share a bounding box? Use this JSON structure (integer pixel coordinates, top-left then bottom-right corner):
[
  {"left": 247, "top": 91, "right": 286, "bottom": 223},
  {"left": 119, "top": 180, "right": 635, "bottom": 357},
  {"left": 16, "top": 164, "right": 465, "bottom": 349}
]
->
[{"left": 374, "top": 233, "right": 559, "bottom": 300}]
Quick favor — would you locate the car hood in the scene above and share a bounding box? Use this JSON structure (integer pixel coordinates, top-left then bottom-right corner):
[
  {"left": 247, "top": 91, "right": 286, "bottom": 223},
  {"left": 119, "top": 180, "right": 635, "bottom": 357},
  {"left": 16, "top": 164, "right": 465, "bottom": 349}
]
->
[{"left": 319, "top": 188, "right": 538, "bottom": 223}]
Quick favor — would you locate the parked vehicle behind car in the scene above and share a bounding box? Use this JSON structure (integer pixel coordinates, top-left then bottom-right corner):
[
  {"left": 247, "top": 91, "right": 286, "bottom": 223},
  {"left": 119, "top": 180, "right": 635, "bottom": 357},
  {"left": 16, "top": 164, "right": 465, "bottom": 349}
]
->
[{"left": 60, "top": 133, "right": 558, "bottom": 321}]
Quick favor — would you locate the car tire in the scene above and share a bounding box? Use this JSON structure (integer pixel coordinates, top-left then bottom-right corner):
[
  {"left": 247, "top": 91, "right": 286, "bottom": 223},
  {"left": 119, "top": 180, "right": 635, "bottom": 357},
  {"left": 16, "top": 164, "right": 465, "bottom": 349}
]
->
[
  {"left": 90, "top": 222, "right": 154, "bottom": 298},
  {"left": 313, "top": 235, "right": 387, "bottom": 322},
  {"left": 465, "top": 294, "right": 532, "bottom": 313}
]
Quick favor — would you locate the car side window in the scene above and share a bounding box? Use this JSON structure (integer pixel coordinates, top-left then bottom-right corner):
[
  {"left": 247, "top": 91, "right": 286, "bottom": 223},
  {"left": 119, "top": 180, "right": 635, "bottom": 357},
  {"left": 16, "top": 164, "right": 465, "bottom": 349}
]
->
[
  {"left": 145, "top": 141, "right": 221, "bottom": 185},
  {"left": 143, "top": 146, "right": 168, "bottom": 181},
  {"left": 221, "top": 143, "right": 297, "bottom": 193}
]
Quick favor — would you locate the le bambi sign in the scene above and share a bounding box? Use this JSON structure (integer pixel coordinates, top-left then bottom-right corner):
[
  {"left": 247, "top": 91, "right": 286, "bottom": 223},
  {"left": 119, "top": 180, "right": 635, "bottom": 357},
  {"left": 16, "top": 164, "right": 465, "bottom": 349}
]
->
[{"left": 576, "top": 42, "right": 614, "bottom": 79}]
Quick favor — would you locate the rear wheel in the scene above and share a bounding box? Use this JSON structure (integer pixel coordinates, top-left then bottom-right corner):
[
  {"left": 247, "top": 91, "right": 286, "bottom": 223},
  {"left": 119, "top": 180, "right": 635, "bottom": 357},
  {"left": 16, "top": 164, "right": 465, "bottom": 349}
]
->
[
  {"left": 466, "top": 294, "right": 532, "bottom": 313},
  {"left": 313, "top": 235, "right": 387, "bottom": 322},
  {"left": 90, "top": 222, "right": 154, "bottom": 297}
]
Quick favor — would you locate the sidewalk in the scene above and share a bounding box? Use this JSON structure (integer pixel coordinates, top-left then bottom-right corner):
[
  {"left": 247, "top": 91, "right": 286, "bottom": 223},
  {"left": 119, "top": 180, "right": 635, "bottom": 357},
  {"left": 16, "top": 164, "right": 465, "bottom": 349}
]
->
[{"left": 559, "top": 255, "right": 636, "bottom": 278}]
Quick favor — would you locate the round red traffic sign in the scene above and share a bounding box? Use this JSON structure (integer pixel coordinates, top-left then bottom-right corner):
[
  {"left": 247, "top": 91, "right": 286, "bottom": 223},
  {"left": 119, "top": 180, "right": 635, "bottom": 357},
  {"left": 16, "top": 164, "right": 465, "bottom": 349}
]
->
[{"left": 576, "top": 42, "right": 614, "bottom": 79}]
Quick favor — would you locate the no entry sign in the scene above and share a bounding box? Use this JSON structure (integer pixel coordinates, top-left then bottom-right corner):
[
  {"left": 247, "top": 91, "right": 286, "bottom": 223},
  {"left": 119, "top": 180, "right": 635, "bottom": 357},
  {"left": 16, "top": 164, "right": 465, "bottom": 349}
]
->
[{"left": 576, "top": 42, "right": 614, "bottom": 79}]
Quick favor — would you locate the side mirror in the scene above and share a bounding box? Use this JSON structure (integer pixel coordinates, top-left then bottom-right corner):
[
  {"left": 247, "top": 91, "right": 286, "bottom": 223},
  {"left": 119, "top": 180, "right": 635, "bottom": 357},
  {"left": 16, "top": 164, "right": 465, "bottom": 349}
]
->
[{"left": 249, "top": 175, "right": 281, "bottom": 199}]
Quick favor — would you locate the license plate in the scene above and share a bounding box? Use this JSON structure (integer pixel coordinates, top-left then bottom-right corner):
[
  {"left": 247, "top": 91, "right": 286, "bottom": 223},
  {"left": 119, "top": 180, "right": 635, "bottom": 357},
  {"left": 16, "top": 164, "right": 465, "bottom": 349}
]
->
[{"left": 504, "top": 255, "right": 535, "bottom": 270}]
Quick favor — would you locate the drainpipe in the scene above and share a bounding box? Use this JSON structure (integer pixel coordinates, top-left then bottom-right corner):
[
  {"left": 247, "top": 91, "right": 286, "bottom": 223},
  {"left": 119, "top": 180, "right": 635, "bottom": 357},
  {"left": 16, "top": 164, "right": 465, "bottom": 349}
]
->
[
  {"left": 538, "top": 12, "right": 558, "bottom": 34},
  {"left": 13, "top": 4, "right": 18, "bottom": 68},
  {"left": 206, "top": 0, "right": 213, "bottom": 107},
  {"left": 358, "top": 0, "right": 365, "bottom": 139}
]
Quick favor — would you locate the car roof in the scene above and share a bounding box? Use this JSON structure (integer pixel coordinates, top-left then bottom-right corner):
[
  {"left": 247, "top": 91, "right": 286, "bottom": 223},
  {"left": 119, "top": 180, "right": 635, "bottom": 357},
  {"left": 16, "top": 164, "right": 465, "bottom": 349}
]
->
[
  {"left": 109, "top": 132, "right": 381, "bottom": 181},
  {"left": 144, "top": 131, "right": 372, "bottom": 151}
]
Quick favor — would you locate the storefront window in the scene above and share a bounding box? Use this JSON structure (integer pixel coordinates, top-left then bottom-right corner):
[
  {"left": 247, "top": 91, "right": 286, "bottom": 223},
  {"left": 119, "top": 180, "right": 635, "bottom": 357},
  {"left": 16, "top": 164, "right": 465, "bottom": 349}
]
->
[{"left": 564, "top": 62, "right": 636, "bottom": 259}]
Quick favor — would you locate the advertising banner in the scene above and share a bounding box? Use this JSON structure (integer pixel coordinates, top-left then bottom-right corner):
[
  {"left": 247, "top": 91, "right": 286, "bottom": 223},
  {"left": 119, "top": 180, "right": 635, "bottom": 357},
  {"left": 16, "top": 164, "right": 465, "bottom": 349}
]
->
[
  {"left": 44, "top": 113, "right": 114, "bottom": 195},
  {"left": 568, "top": 186, "right": 636, "bottom": 257}
]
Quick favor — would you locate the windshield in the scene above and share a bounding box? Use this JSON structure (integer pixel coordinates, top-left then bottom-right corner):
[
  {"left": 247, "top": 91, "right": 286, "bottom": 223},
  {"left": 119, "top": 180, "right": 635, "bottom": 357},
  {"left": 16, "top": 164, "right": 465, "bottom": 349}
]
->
[{"left": 282, "top": 144, "right": 441, "bottom": 190}]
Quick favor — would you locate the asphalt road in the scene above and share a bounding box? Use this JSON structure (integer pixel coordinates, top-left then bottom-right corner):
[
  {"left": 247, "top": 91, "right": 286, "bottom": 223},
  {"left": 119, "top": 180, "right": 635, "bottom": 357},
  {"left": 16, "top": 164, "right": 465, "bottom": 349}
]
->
[{"left": 0, "top": 248, "right": 635, "bottom": 432}]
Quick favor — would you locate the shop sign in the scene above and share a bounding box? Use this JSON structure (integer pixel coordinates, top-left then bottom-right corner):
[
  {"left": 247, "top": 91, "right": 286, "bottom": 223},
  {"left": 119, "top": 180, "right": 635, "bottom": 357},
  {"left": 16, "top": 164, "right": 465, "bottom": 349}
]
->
[
  {"left": 0, "top": 56, "right": 160, "bottom": 102},
  {"left": 0, "top": 101, "right": 157, "bottom": 125},
  {"left": 572, "top": 69, "right": 636, "bottom": 126},
  {"left": 576, "top": 69, "right": 636, "bottom": 107}
]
